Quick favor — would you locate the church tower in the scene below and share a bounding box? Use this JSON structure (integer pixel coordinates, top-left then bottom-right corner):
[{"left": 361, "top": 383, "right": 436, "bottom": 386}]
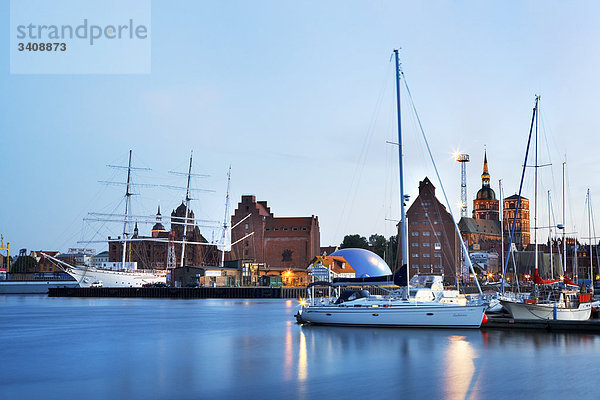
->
[{"left": 472, "top": 151, "right": 499, "bottom": 221}]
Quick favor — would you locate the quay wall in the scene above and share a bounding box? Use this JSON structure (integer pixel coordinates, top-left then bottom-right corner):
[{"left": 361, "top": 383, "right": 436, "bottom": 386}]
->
[{"left": 48, "top": 286, "right": 307, "bottom": 299}]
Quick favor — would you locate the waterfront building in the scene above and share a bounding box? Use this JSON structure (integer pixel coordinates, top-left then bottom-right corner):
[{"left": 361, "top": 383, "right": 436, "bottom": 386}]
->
[
  {"left": 230, "top": 195, "right": 319, "bottom": 286},
  {"left": 398, "top": 177, "right": 461, "bottom": 284}
]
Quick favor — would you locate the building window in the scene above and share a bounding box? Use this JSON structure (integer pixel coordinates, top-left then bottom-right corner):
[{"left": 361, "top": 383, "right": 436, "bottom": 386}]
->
[
  {"left": 412, "top": 254, "right": 419, "bottom": 258},
  {"left": 412, "top": 264, "right": 419, "bottom": 269},
  {"left": 434, "top": 221, "right": 440, "bottom": 224},
  {"left": 245, "top": 250, "right": 249, "bottom": 255},
  {"left": 435, "top": 232, "right": 441, "bottom": 236},
  {"left": 411, "top": 243, "right": 419, "bottom": 247},
  {"left": 411, "top": 232, "right": 419, "bottom": 236},
  {"left": 302, "top": 227, "right": 307, "bottom": 231},
  {"left": 424, "top": 212, "right": 428, "bottom": 217},
  {"left": 245, "top": 223, "right": 249, "bottom": 230},
  {"left": 423, "top": 221, "right": 429, "bottom": 225},
  {"left": 423, "top": 232, "right": 430, "bottom": 236},
  {"left": 265, "top": 228, "right": 270, "bottom": 231},
  {"left": 292, "top": 227, "right": 298, "bottom": 231},
  {"left": 435, "top": 253, "right": 442, "bottom": 258},
  {"left": 245, "top": 240, "right": 249, "bottom": 246},
  {"left": 283, "top": 228, "right": 288, "bottom": 231},
  {"left": 423, "top": 253, "right": 430, "bottom": 258},
  {"left": 423, "top": 242, "right": 430, "bottom": 247},
  {"left": 274, "top": 228, "right": 279, "bottom": 231},
  {"left": 434, "top": 243, "right": 441, "bottom": 250}
]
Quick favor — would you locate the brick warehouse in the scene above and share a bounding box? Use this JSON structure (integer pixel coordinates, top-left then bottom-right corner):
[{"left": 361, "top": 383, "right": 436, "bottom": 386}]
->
[
  {"left": 398, "top": 177, "right": 461, "bottom": 284},
  {"left": 230, "top": 195, "right": 320, "bottom": 285}
]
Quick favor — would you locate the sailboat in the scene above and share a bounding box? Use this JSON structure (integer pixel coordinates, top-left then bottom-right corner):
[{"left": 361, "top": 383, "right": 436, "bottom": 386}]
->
[
  {"left": 295, "top": 50, "right": 487, "bottom": 328},
  {"left": 44, "top": 151, "right": 219, "bottom": 288},
  {"left": 499, "top": 97, "right": 595, "bottom": 321}
]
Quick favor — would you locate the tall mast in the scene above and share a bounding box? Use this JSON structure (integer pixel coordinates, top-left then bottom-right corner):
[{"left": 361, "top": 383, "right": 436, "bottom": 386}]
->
[
  {"left": 499, "top": 179, "right": 504, "bottom": 279},
  {"left": 220, "top": 166, "right": 232, "bottom": 268},
  {"left": 548, "top": 190, "right": 553, "bottom": 278},
  {"left": 121, "top": 150, "right": 133, "bottom": 268},
  {"left": 588, "top": 188, "right": 593, "bottom": 290},
  {"left": 180, "top": 151, "right": 193, "bottom": 267},
  {"left": 562, "top": 162, "right": 567, "bottom": 276},
  {"left": 394, "top": 49, "right": 408, "bottom": 293},
  {"left": 534, "top": 96, "right": 539, "bottom": 274}
]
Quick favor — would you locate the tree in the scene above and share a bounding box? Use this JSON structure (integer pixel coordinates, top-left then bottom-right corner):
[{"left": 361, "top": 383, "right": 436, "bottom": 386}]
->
[
  {"left": 386, "top": 235, "right": 398, "bottom": 268},
  {"left": 340, "top": 234, "right": 369, "bottom": 250},
  {"left": 11, "top": 256, "right": 38, "bottom": 273},
  {"left": 369, "top": 234, "right": 387, "bottom": 259}
]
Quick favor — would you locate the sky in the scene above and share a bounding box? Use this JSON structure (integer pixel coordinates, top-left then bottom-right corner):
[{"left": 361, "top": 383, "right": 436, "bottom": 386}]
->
[{"left": 2, "top": 0, "right": 600, "bottom": 254}]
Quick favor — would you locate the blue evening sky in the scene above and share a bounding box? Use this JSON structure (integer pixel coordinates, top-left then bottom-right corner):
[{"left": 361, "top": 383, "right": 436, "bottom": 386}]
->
[{"left": 1, "top": 1, "right": 600, "bottom": 253}]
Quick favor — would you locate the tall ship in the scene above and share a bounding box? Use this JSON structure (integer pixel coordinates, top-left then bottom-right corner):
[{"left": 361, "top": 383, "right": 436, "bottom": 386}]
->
[{"left": 45, "top": 151, "right": 222, "bottom": 288}]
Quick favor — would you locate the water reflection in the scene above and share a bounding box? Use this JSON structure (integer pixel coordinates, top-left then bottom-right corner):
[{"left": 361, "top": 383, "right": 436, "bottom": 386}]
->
[{"left": 444, "top": 335, "right": 479, "bottom": 400}]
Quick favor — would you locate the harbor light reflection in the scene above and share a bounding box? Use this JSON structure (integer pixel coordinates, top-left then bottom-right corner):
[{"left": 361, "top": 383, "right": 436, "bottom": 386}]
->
[{"left": 444, "top": 335, "right": 480, "bottom": 400}]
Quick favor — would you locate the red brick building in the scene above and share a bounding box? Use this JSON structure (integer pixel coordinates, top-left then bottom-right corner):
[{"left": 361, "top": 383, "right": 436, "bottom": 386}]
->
[
  {"left": 399, "top": 178, "right": 461, "bottom": 284},
  {"left": 503, "top": 194, "right": 531, "bottom": 250},
  {"left": 230, "top": 195, "right": 320, "bottom": 285}
]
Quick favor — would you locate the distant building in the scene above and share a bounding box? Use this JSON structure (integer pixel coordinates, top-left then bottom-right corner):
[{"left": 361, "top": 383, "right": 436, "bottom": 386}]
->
[
  {"left": 399, "top": 177, "right": 460, "bottom": 284},
  {"left": 230, "top": 195, "right": 319, "bottom": 286},
  {"left": 472, "top": 151, "right": 499, "bottom": 221},
  {"left": 503, "top": 194, "right": 531, "bottom": 250},
  {"left": 92, "top": 251, "right": 109, "bottom": 268},
  {"left": 109, "top": 203, "right": 219, "bottom": 269}
]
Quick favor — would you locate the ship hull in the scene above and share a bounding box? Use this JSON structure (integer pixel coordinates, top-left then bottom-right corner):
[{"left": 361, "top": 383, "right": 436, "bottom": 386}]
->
[
  {"left": 298, "top": 303, "right": 486, "bottom": 328},
  {"left": 65, "top": 266, "right": 166, "bottom": 288},
  {"left": 500, "top": 300, "right": 592, "bottom": 321}
]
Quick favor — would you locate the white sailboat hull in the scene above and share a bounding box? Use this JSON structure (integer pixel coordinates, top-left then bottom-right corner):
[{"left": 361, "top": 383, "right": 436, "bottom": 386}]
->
[
  {"left": 65, "top": 265, "right": 166, "bottom": 288},
  {"left": 299, "top": 303, "right": 486, "bottom": 328},
  {"left": 500, "top": 300, "right": 592, "bottom": 321}
]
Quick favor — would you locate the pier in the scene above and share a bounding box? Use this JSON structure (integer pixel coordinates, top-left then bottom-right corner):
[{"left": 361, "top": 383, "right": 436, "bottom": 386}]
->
[
  {"left": 483, "top": 315, "right": 600, "bottom": 332},
  {"left": 48, "top": 286, "right": 307, "bottom": 299}
]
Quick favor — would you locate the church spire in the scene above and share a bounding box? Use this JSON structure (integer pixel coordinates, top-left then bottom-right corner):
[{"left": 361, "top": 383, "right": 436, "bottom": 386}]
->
[
  {"left": 156, "top": 203, "right": 162, "bottom": 221},
  {"left": 481, "top": 150, "right": 490, "bottom": 187}
]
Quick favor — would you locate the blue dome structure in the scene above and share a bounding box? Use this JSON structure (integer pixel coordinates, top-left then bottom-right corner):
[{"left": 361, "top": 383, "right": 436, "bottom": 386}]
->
[{"left": 329, "top": 248, "right": 392, "bottom": 278}]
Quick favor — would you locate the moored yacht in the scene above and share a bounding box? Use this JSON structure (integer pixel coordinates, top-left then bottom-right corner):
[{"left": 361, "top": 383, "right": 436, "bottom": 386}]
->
[{"left": 296, "top": 50, "right": 487, "bottom": 328}]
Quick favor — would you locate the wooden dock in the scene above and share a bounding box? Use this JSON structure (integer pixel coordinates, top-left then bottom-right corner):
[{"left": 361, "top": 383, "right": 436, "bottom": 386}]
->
[
  {"left": 48, "top": 286, "right": 307, "bottom": 299},
  {"left": 483, "top": 315, "right": 600, "bottom": 332}
]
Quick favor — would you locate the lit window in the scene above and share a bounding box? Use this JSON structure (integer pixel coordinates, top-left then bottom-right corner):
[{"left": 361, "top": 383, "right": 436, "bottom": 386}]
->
[
  {"left": 435, "top": 254, "right": 442, "bottom": 258},
  {"left": 245, "top": 223, "right": 249, "bottom": 230},
  {"left": 411, "top": 232, "right": 419, "bottom": 236},
  {"left": 423, "top": 242, "right": 430, "bottom": 247},
  {"left": 411, "top": 243, "right": 419, "bottom": 247},
  {"left": 412, "top": 254, "right": 419, "bottom": 258},
  {"left": 423, "top": 232, "right": 430, "bottom": 236},
  {"left": 435, "top": 232, "right": 441, "bottom": 236},
  {"left": 434, "top": 243, "right": 441, "bottom": 250},
  {"left": 423, "top": 253, "right": 430, "bottom": 258}
]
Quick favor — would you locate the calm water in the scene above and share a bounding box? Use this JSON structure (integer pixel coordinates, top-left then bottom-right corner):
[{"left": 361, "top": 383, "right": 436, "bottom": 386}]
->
[{"left": 1, "top": 296, "right": 599, "bottom": 400}]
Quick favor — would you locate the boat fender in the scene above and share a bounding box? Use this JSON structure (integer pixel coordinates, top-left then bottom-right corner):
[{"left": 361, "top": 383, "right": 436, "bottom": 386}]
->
[{"left": 481, "top": 314, "right": 488, "bottom": 324}]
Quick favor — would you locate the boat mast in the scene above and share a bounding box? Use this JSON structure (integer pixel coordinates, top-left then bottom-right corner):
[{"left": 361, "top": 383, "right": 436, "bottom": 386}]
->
[
  {"left": 562, "top": 162, "right": 567, "bottom": 276},
  {"left": 180, "top": 151, "right": 193, "bottom": 268},
  {"left": 499, "top": 179, "right": 504, "bottom": 280},
  {"left": 548, "top": 190, "right": 553, "bottom": 278},
  {"left": 394, "top": 49, "right": 409, "bottom": 296},
  {"left": 588, "top": 188, "right": 593, "bottom": 291},
  {"left": 534, "top": 96, "right": 539, "bottom": 276},
  {"left": 220, "top": 166, "right": 232, "bottom": 268},
  {"left": 121, "top": 150, "right": 133, "bottom": 268}
]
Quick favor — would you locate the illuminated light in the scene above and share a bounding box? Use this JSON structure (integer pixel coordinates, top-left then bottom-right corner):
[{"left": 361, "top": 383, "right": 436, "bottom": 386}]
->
[
  {"left": 560, "top": 275, "right": 564, "bottom": 281},
  {"left": 298, "top": 298, "right": 307, "bottom": 307}
]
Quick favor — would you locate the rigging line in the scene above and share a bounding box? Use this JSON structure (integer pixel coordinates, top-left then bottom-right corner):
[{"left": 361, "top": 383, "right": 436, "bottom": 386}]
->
[
  {"left": 538, "top": 109, "right": 559, "bottom": 198},
  {"left": 499, "top": 99, "right": 536, "bottom": 293},
  {"left": 334, "top": 62, "right": 393, "bottom": 241},
  {"left": 400, "top": 71, "right": 482, "bottom": 295}
]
